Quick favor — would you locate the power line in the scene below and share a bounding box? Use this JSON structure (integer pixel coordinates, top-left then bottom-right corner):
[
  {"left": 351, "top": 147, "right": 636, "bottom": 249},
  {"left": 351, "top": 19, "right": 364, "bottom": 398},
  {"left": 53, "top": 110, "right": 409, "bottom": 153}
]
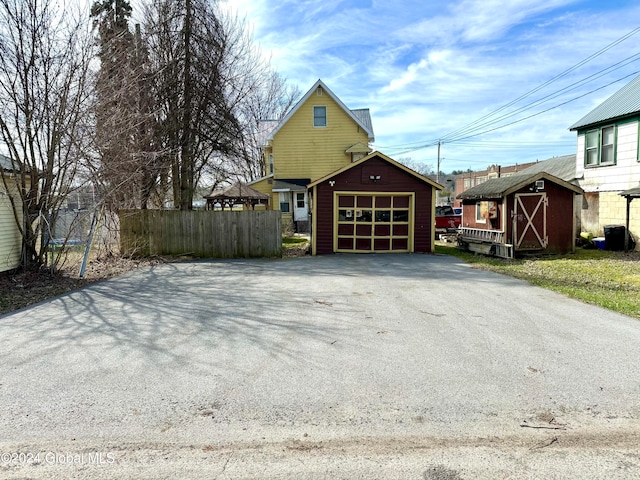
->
[
  {"left": 445, "top": 72, "right": 640, "bottom": 143},
  {"left": 442, "top": 52, "right": 640, "bottom": 142},
  {"left": 440, "top": 25, "right": 640, "bottom": 143}
]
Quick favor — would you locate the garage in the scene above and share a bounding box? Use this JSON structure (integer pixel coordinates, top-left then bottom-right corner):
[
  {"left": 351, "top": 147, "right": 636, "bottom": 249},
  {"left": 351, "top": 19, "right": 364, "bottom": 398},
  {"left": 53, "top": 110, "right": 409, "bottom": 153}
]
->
[{"left": 308, "top": 152, "right": 442, "bottom": 255}]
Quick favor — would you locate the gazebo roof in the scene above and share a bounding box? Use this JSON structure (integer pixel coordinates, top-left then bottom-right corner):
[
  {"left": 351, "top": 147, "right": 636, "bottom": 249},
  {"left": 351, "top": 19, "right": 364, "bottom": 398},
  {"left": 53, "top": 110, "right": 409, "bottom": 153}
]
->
[{"left": 204, "top": 182, "right": 270, "bottom": 201}]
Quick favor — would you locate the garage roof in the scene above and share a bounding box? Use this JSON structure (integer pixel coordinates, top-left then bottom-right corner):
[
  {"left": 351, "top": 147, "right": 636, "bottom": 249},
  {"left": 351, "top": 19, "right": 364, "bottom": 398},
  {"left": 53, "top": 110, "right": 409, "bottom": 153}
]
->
[{"left": 308, "top": 151, "right": 443, "bottom": 190}]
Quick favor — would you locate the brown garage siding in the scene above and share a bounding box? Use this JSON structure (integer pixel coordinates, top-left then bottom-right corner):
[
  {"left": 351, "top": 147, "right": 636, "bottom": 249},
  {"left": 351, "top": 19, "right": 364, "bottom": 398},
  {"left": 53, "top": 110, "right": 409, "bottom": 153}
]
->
[{"left": 314, "top": 158, "right": 434, "bottom": 254}]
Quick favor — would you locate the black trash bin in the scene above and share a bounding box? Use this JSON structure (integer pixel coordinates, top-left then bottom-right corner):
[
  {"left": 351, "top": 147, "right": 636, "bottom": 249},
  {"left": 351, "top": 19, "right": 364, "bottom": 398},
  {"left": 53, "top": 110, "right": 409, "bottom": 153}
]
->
[{"left": 603, "top": 225, "right": 626, "bottom": 251}]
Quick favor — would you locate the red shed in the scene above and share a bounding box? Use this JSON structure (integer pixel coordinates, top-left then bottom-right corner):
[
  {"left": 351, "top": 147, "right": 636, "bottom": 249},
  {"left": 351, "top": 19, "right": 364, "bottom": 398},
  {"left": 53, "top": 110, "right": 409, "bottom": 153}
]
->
[
  {"left": 457, "top": 172, "right": 583, "bottom": 258},
  {"left": 308, "top": 151, "right": 443, "bottom": 255}
]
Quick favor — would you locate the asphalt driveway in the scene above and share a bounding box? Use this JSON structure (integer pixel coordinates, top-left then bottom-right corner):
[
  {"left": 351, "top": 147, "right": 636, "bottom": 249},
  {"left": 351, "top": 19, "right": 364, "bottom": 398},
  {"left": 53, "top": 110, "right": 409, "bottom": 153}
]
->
[{"left": 1, "top": 254, "right": 639, "bottom": 479}]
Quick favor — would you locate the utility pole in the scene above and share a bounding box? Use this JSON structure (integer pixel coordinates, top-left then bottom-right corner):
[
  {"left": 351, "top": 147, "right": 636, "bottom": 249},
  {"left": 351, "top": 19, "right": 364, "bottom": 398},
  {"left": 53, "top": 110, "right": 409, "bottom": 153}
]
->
[{"left": 436, "top": 140, "right": 441, "bottom": 185}]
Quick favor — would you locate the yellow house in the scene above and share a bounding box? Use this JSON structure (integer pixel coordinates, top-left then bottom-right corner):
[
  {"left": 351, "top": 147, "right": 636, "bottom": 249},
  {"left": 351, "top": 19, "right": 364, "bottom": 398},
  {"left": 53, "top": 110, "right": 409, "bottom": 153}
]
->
[
  {"left": 249, "top": 80, "right": 374, "bottom": 232},
  {"left": 0, "top": 154, "right": 25, "bottom": 272}
]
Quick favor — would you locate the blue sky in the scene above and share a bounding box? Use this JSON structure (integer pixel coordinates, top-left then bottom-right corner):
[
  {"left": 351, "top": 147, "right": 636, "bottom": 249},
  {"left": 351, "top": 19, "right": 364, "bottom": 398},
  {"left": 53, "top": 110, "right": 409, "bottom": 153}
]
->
[{"left": 223, "top": 0, "right": 640, "bottom": 173}]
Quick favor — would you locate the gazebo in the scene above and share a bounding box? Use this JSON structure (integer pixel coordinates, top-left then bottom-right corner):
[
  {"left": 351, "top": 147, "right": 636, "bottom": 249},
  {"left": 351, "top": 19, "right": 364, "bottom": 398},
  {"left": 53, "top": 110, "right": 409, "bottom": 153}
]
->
[
  {"left": 619, "top": 186, "right": 640, "bottom": 252},
  {"left": 204, "top": 182, "right": 270, "bottom": 211}
]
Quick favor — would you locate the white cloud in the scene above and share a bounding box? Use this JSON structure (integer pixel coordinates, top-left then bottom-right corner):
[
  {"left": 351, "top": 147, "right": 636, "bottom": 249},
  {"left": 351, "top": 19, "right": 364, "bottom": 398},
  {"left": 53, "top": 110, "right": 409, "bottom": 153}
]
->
[{"left": 224, "top": 0, "right": 640, "bottom": 171}]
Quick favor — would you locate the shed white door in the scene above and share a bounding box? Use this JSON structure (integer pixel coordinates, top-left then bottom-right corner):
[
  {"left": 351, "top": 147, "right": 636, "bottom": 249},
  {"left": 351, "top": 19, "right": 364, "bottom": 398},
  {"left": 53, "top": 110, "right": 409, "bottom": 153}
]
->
[
  {"left": 513, "top": 192, "right": 548, "bottom": 251},
  {"left": 334, "top": 193, "right": 413, "bottom": 253}
]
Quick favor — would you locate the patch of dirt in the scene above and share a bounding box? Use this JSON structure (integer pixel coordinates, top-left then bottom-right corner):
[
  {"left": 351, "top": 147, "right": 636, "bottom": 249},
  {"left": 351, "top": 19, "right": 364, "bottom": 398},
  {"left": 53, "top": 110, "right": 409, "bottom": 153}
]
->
[
  {"left": 283, "top": 243, "right": 310, "bottom": 257},
  {"left": 0, "top": 255, "right": 164, "bottom": 316}
]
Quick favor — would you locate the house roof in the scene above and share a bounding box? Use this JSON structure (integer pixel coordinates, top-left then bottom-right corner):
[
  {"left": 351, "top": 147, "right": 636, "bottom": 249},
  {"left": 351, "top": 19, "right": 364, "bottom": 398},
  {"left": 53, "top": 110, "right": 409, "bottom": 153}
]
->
[
  {"left": 457, "top": 172, "right": 583, "bottom": 200},
  {"left": 308, "top": 151, "right": 443, "bottom": 190},
  {"left": 267, "top": 79, "right": 375, "bottom": 141},
  {"left": 204, "top": 182, "right": 270, "bottom": 200},
  {"left": 272, "top": 179, "right": 310, "bottom": 192},
  {"left": 517, "top": 154, "right": 578, "bottom": 182},
  {"left": 350, "top": 108, "right": 374, "bottom": 136},
  {"left": 570, "top": 75, "right": 640, "bottom": 131}
]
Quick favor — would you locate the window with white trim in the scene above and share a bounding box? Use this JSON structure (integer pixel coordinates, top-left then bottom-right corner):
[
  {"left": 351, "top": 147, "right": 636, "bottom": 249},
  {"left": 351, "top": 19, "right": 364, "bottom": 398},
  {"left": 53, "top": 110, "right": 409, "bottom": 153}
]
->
[
  {"left": 313, "top": 106, "right": 327, "bottom": 127},
  {"left": 585, "top": 125, "right": 616, "bottom": 167},
  {"left": 279, "top": 192, "right": 290, "bottom": 213}
]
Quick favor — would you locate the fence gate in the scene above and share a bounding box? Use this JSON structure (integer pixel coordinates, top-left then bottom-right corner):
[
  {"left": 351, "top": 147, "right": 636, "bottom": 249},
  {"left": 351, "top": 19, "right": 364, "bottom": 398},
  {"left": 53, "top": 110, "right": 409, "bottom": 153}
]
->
[{"left": 513, "top": 193, "right": 548, "bottom": 251}]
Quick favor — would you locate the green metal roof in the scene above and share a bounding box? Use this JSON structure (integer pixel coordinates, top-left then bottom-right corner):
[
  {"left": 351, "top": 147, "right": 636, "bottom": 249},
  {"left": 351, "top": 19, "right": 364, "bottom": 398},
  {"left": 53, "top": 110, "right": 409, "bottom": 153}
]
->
[{"left": 570, "top": 75, "right": 640, "bottom": 131}]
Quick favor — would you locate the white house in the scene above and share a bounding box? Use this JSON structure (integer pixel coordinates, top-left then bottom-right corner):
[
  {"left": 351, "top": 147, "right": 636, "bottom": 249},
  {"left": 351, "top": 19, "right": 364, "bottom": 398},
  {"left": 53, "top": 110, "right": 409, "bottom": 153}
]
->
[
  {"left": 0, "top": 154, "right": 24, "bottom": 272},
  {"left": 570, "top": 75, "right": 640, "bottom": 247}
]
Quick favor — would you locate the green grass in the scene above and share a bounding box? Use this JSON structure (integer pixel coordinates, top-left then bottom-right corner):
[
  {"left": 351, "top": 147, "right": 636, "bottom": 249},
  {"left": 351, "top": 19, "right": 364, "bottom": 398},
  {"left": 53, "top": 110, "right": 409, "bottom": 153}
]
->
[
  {"left": 282, "top": 236, "right": 309, "bottom": 246},
  {"left": 436, "top": 244, "right": 640, "bottom": 319}
]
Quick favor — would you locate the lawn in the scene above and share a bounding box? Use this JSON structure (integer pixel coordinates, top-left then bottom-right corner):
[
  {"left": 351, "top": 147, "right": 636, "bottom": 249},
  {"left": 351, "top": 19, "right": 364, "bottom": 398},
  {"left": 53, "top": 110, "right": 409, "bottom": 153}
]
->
[{"left": 437, "top": 244, "right": 640, "bottom": 319}]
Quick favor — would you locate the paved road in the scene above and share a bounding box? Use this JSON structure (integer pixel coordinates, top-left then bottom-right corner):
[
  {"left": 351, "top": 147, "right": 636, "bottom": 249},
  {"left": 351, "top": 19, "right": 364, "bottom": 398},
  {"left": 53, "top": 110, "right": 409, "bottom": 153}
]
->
[{"left": 1, "top": 254, "right": 639, "bottom": 479}]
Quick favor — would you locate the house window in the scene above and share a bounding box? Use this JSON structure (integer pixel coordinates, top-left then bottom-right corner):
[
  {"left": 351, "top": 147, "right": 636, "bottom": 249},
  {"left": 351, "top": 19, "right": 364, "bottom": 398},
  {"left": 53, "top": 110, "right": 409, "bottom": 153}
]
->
[
  {"left": 269, "top": 154, "right": 274, "bottom": 174},
  {"left": 463, "top": 178, "right": 470, "bottom": 189},
  {"left": 585, "top": 125, "right": 616, "bottom": 167},
  {"left": 279, "top": 192, "right": 290, "bottom": 213},
  {"left": 313, "top": 106, "right": 327, "bottom": 127},
  {"left": 296, "top": 192, "right": 305, "bottom": 208}
]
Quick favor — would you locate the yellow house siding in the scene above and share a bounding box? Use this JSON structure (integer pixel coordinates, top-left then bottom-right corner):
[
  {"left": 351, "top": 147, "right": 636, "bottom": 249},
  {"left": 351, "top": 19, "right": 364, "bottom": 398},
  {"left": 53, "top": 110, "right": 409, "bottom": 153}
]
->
[
  {"left": 0, "top": 179, "right": 23, "bottom": 272},
  {"left": 272, "top": 93, "right": 370, "bottom": 181}
]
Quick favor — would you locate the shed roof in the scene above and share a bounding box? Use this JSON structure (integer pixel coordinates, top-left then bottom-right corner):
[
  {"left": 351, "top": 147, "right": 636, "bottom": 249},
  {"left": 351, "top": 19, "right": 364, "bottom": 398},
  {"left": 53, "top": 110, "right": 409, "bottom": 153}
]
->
[
  {"left": 517, "top": 154, "right": 577, "bottom": 182},
  {"left": 308, "top": 151, "right": 443, "bottom": 190},
  {"left": 457, "top": 172, "right": 583, "bottom": 200},
  {"left": 204, "top": 182, "right": 269, "bottom": 201},
  {"left": 570, "top": 75, "right": 640, "bottom": 131}
]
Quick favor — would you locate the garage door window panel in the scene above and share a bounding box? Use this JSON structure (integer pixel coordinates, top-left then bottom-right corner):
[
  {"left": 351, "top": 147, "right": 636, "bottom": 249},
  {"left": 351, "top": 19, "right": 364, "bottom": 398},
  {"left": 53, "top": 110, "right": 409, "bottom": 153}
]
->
[
  {"left": 338, "top": 237, "right": 353, "bottom": 249},
  {"left": 356, "top": 224, "right": 372, "bottom": 236},
  {"left": 374, "top": 238, "right": 390, "bottom": 250},
  {"left": 375, "top": 224, "right": 390, "bottom": 236},
  {"left": 356, "top": 238, "right": 372, "bottom": 250},
  {"left": 392, "top": 238, "right": 408, "bottom": 250},
  {"left": 393, "top": 224, "right": 409, "bottom": 236},
  {"left": 339, "top": 196, "right": 354, "bottom": 207}
]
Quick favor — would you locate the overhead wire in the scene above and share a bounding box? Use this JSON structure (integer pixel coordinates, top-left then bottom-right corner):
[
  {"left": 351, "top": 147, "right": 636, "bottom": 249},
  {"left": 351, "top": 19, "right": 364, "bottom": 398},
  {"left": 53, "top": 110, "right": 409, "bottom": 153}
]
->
[
  {"left": 441, "top": 53, "right": 640, "bottom": 143},
  {"left": 374, "top": 25, "right": 640, "bottom": 156},
  {"left": 439, "top": 25, "right": 640, "bottom": 143}
]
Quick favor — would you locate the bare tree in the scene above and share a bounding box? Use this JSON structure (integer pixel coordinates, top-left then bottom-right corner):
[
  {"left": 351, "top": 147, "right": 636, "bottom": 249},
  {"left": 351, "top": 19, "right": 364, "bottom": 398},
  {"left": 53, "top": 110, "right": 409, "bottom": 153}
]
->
[
  {"left": 142, "top": 1, "right": 300, "bottom": 207},
  {"left": 231, "top": 70, "right": 300, "bottom": 182},
  {"left": 0, "top": 0, "right": 93, "bottom": 270},
  {"left": 91, "top": 0, "right": 159, "bottom": 210},
  {"left": 142, "top": 0, "right": 240, "bottom": 209}
]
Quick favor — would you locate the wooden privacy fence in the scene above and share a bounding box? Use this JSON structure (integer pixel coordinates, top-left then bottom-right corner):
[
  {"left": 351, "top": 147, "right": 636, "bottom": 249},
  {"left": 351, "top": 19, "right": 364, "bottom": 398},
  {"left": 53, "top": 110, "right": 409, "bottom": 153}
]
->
[{"left": 119, "top": 210, "right": 282, "bottom": 258}]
